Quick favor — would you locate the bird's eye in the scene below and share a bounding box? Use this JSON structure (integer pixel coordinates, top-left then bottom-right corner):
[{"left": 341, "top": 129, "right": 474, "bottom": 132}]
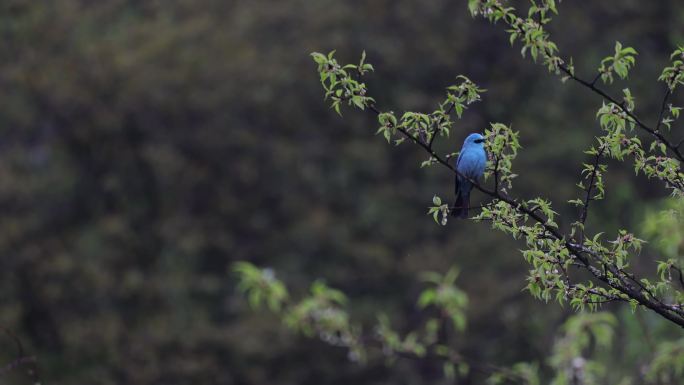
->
[{"left": 474, "top": 139, "right": 485, "bottom": 143}]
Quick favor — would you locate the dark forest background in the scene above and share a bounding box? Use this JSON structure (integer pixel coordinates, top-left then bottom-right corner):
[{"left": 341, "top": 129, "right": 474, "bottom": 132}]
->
[{"left": 0, "top": 1, "right": 683, "bottom": 384}]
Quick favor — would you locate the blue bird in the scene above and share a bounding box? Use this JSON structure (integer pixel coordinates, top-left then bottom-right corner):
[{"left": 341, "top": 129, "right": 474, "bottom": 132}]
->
[{"left": 452, "top": 133, "right": 487, "bottom": 218}]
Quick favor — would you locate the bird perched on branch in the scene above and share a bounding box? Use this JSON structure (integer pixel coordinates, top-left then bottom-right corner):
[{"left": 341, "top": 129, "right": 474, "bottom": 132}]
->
[{"left": 452, "top": 133, "right": 487, "bottom": 218}]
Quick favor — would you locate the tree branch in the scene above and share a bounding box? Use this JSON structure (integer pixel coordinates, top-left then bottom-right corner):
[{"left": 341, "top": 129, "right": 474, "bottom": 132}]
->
[
  {"left": 314, "top": 7, "right": 684, "bottom": 326},
  {"left": 558, "top": 62, "right": 683, "bottom": 163},
  {"left": 370, "top": 100, "right": 684, "bottom": 327},
  {"left": 364, "top": 334, "right": 530, "bottom": 384},
  {"left": 489, "top": 2, "right": 684, "bottom": 162}
]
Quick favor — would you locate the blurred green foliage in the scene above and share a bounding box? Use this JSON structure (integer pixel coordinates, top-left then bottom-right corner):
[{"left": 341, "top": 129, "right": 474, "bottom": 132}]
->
[
  {"left": 1, "top": 0, "right": 684, "bottom": 384},
  {"left": 234, "top": 260, "right": 684, "bottom": 384}
]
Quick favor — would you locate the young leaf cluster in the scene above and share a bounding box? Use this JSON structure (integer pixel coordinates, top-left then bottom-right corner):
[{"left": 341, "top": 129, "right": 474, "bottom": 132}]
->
[
  {"left": 548, "top": 312, "right": 616, "bottom": 385},
  {"left": 659, "top": 46, "right": 684, "bottom": 91},
  {"left": 233, "top": 261, "right": 507, "bottom": 382},
  {"left": 233, "top": 262, "right": 289, "bottom": 311},
  {"left": 469, "top": 0, "right": 562, "bottom": 73},
  {"left": 598, "top": 42, "right": 638, "bottom": 84},
  {"left": 484, "top": 122, "right": 521, "bottom": 192},
  {"left": 235, "top": 261, "right": 682, "bottom": 385},
  {"left": 311, "top": 51, "right": 375, "bottom": 115},
  {"left": 427, "top": 195, "right": 451, "bottom": 225},
  {"left": 646, "top": 338, "right": 684, "bottom": 383},
  {"left": 419, "top": 267, "right": 468, "bottom": 332}
]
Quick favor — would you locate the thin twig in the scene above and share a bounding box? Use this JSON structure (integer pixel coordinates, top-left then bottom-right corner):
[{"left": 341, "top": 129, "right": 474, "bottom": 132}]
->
[
  {"left": 589, "top": 72, "right": 601, "bottom": 87},
  {"left": 676, "top": 137, "right": 684, "bottom": 149},
  {"left": 670, "top": 264, "right": 684, "bottom": 290},
  {"left": 428, "top": 102, "right": 456, "bottom": 149},
  {"left": 655, "top": 87, "right": 672, "bottom": 133},
  {"left": 0, "top": 325, "right": 39, "bottom": 382},
  {"left": 578, "top": 145, "right": 606, "bottom": 242},
  {"left": 0, "top": 356, "right": 36, "bottom": 376}
]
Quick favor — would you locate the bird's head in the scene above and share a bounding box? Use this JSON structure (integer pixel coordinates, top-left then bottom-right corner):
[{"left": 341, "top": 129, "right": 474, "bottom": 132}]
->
[{"left": 463, "top": 133, "right": 485, "bottom": 147}]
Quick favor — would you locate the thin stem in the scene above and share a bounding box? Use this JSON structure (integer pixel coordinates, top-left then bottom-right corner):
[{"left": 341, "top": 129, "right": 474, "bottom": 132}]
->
[
  {"left": 676, "top": 137, "right": 684, "bottom": 149},
  {"left": 590, "top": 72, "right": 602, "bottom": 87},
  {"left": 0, "top": 325, "right": 39, "bottom": 381},
  {"left": 0, "top": 356, "right": 36, "bottom": 377},
  {"left": 655, "top": 87, "right": 672, "bottom": 133},
  {"left": 578, "top": 145, "right": 606, "bottom": 242},
  {"left": 670, "top": 264, "right": 684, "bottom": 290},
  {"left": 428, "top": 101, "right": 456, "bottom": 149}
]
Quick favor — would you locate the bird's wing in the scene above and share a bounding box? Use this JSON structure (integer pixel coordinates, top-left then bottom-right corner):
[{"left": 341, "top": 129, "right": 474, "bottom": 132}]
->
[
  {"left": 454, "top": 151, "right": 463, "bottom": 195},
  {"left": 454, "top": 171, "right": 460, "bottom": 195},
  {"left": 454, "top": 148, "right": 466, "bottom": 195}
]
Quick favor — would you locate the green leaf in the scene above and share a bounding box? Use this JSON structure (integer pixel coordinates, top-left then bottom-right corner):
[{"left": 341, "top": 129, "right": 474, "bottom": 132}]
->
[{"left": 417, "top": 289, "right": 436, "bottom": 308}]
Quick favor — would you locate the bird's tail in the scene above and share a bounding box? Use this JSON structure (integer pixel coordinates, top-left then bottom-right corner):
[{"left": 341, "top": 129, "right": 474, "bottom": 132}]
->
[{"left": 451, "top": 191, "right": 470, "bottom": 218}]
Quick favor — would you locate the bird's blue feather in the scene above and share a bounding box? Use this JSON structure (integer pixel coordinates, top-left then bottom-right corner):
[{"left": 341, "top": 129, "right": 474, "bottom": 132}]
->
[{"left": 453, "top": 133, "right": 487, "bottom": 218}]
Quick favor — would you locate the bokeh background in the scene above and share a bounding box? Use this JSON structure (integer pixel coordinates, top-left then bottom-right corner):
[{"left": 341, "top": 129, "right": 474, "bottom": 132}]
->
[{"left": 0, "top": 0, "right": 683, "bottom": 384}]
